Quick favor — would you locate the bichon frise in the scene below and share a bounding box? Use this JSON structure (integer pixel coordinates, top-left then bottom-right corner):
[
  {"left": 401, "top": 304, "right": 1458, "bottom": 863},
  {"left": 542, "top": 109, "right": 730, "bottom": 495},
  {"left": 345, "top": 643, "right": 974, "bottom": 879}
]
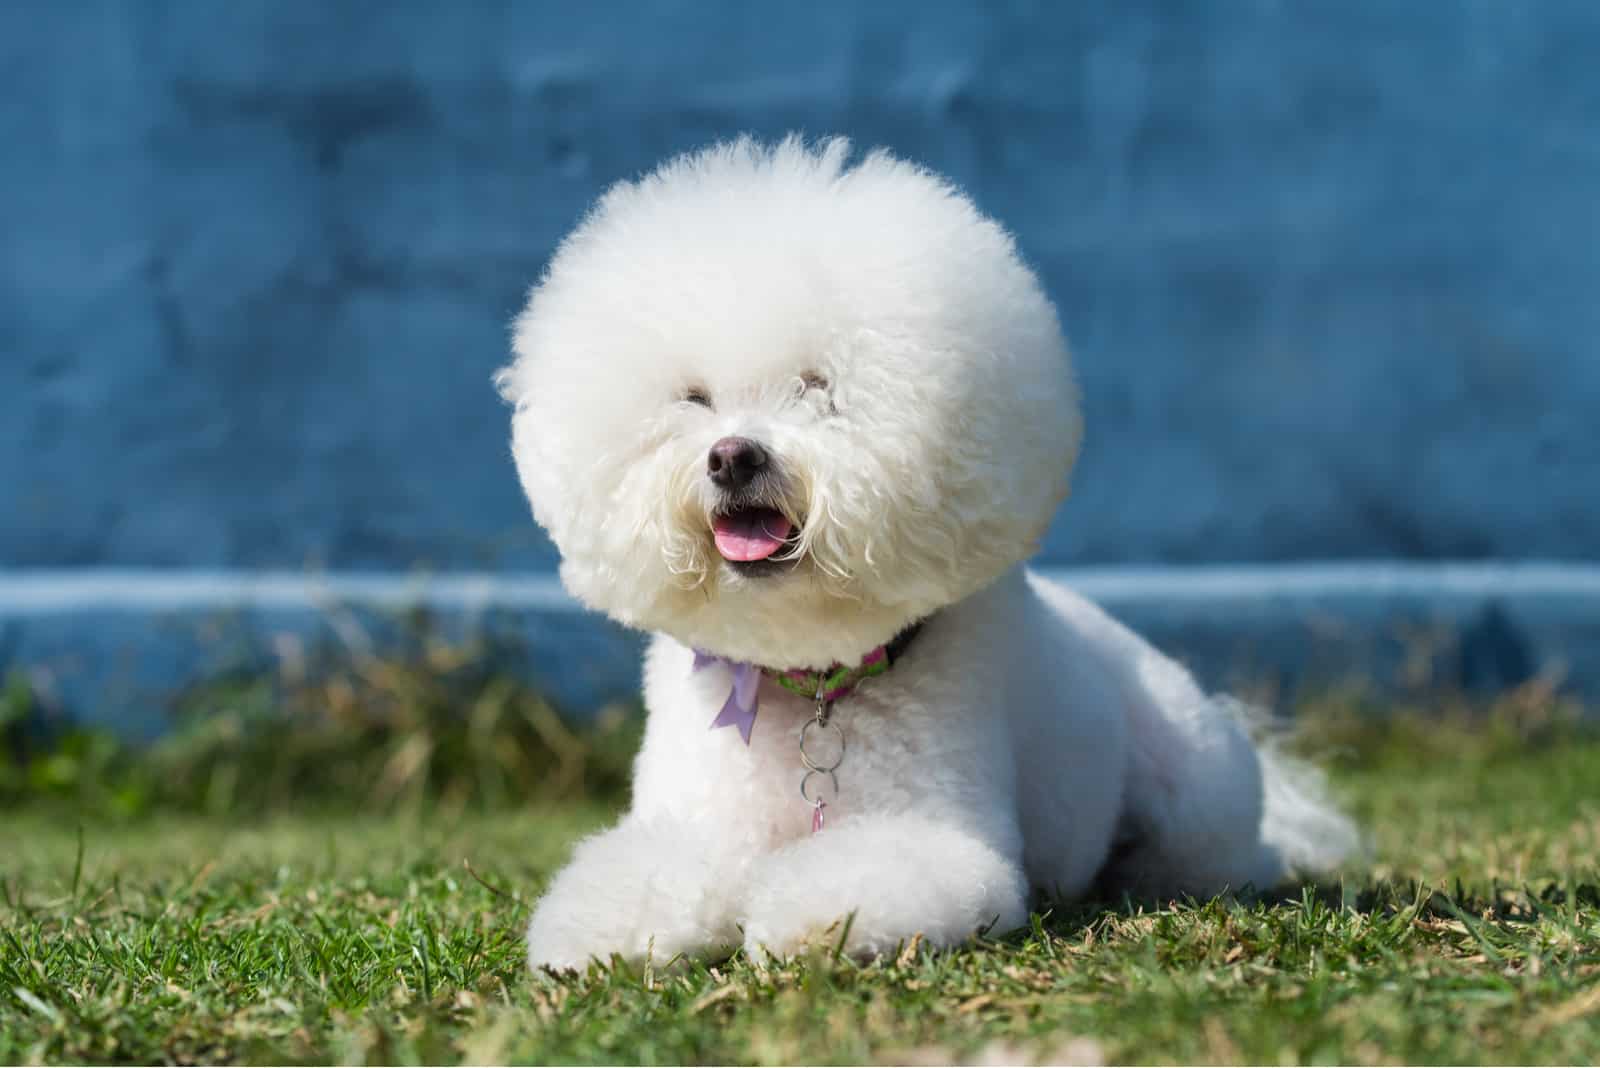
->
[{"left": 497, "top": 136, "right": 1356, "bottom": 969}]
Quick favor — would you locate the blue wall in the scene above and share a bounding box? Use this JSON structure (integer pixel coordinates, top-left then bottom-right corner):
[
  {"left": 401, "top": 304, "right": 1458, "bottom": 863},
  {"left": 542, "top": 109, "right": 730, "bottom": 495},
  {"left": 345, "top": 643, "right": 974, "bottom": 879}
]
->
[{"left": 5, "top": 1, "right": 1597, "bottom": 572}]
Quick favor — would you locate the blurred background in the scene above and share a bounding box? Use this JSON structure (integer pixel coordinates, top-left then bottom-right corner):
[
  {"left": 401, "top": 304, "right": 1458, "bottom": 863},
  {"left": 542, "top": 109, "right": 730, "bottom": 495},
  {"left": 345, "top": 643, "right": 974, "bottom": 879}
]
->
[
  {"left": 8, "top": 1, "right": 1599, "bottom": 572},
  {"left": 3, "top": 2, "right": 1598, "bottom": 784}
]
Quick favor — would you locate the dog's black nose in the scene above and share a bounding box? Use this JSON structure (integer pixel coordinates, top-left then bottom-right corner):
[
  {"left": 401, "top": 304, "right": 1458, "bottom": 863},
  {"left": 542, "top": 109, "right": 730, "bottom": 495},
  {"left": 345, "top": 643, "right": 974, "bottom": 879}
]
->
[{"left": 707, "top": 436, "right": 768, "bottom": 490}]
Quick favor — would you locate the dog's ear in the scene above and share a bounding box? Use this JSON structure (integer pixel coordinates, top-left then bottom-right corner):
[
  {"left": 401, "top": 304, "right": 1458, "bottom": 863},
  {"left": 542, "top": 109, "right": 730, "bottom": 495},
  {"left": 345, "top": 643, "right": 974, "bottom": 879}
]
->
[
  {"left": 494, "top": 301, "right": 544, "bottom": 411},
  {"left": 492, "top": 361, "right": 524, "bottom": 406},
  {"left": 491, "top": 363, "right": 520, "bottom": 408}
]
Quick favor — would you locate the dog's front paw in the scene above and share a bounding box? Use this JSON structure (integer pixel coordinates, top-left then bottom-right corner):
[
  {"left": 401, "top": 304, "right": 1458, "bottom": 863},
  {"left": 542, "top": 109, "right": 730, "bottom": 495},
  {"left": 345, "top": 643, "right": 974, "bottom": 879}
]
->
[
  {"left": 525, "top": 819, "right": 745, "bottom": 972},
  {"left": 525, "top": 893, "right": 621, "bottom": 973},
  {"left": 738, "top": 816, "right": 1029, "bottom": 964}
]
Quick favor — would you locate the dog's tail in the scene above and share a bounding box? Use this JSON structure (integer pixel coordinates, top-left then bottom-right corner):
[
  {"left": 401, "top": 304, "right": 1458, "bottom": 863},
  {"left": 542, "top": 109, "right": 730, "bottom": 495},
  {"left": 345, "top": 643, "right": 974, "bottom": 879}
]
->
[{"left": 1248, "top": 712, "right": 1363, "bottom": 876}]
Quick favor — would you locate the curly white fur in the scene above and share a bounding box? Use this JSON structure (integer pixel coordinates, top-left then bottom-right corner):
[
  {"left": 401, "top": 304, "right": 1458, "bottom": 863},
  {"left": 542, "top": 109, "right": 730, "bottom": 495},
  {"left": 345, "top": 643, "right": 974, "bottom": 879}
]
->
[{"left": 499, "top": 137, "right": 1356, "bottom": 969}]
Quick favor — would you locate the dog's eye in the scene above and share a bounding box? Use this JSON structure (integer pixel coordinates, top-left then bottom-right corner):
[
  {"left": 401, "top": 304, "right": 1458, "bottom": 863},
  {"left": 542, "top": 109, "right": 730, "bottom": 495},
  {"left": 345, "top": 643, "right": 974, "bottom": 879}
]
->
[
  {"left": 681, "top": 387, "right": 713, "bottom": 409},
  {"left": 794, "top": 371, "right": 838, "bottom": 416}
]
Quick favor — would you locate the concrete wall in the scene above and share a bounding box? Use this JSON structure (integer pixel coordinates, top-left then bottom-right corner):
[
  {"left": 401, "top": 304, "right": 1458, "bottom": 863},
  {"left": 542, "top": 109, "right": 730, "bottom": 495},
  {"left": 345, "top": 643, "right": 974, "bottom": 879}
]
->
[{"left": 6, "top": 1, "right": 1598, "bottom": 573}]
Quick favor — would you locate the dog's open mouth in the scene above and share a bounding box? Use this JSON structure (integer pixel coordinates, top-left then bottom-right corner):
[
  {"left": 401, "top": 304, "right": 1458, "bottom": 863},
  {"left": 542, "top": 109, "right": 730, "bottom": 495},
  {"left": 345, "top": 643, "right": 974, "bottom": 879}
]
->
[{"left": 712, "top": 507, "right": 794, "bottom": 565}]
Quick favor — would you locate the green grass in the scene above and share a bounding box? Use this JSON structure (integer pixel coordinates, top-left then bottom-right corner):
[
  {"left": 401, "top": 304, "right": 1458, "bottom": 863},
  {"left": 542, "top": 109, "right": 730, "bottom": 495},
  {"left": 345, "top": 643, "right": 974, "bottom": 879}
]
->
[{"left": 3, "top": 705, "right": 1599, "bottom": 1065}]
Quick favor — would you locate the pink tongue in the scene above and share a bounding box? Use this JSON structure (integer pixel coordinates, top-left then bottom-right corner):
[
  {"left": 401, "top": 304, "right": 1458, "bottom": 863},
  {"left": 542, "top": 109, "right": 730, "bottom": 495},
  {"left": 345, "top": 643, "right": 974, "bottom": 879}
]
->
[{"left": 712, "top": 509, "right": 794, "bottom": 562}]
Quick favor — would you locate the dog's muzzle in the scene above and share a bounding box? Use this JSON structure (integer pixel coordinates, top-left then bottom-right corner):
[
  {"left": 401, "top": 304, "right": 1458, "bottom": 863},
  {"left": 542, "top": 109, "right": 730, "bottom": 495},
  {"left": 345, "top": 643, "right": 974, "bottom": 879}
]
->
[{"left": 704, "top": 436, "right": 799, "bottom": 568}]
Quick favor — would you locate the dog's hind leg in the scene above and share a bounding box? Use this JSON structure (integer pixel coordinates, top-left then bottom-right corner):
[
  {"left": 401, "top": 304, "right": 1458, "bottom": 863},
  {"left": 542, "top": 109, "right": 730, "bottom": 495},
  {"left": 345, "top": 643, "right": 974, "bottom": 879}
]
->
[
  {"left": 1022, "top": 573, "right": 1356, "bottom": 899},
  {"left": 1099, "top": 687, "right": 1283, "bottom": 898}
]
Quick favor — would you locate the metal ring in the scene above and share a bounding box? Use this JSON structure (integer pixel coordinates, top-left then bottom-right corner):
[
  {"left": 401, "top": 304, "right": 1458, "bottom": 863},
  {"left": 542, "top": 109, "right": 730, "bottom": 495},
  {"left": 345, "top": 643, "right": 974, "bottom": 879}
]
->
[
  {"left": 799, "top": 768, "right": 838, "bottom": 805},
  {"left": 798, "top": 716, "right": 845, "bottom": 773}
]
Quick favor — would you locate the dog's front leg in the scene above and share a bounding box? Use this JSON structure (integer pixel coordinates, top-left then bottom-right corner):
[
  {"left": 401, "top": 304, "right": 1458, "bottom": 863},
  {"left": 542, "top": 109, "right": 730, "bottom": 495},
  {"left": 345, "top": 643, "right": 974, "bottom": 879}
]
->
[
  {"left": 738, "top": 813, "right": 1028, "bottom": 962},
  {"left": 525, "top": 816, "right": 746, "bottom": 971}
]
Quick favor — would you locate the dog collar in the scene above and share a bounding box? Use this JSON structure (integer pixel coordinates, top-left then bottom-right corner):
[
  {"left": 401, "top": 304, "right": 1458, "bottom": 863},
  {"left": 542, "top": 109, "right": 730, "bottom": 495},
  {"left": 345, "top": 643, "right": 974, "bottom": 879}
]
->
[
  {"left": 694, "top": 620, "right": 926, "bottom": 834},
  {"left": 692, "top": 620, "right": 925, "bottom": 746}
]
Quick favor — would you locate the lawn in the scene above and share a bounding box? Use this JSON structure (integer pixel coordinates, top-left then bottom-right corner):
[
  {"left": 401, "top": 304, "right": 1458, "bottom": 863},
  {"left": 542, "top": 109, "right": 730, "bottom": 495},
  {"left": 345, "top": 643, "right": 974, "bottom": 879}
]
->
[{"left": 3, "top": 703, "right": 1599, "bottom": 1065}]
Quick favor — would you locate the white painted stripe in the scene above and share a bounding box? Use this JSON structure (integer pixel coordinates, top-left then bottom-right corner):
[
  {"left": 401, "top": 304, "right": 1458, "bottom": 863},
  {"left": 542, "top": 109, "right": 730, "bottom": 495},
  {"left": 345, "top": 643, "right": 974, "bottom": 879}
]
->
[
  {"left": 0, "top": 570, "right": 576, "bottom": 614},
  {"left": 1057, "top": 561, "right": 1600, "bottom": 602},
  {"left": 0, "top": 562, "right": 1598, "bottom": 616}
]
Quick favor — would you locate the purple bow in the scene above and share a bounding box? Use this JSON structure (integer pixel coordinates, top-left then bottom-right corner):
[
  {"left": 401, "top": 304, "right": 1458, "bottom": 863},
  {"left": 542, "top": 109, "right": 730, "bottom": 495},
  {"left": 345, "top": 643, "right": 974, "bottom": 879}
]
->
[{"left": 693, "top": 650, "right": 761, "bottom": 745}]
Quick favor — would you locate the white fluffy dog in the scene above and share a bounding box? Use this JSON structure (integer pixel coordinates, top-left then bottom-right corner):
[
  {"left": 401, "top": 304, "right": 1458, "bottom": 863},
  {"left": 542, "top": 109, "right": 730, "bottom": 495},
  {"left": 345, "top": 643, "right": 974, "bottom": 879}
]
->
[{"left": 497, "top": 136, "right": 1355, "bottom": 969}]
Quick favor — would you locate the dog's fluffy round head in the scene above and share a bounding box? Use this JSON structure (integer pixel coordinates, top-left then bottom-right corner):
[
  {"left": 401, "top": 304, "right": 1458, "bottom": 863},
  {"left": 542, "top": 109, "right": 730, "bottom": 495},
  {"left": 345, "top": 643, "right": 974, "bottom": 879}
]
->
[{"left": 497, "top": 137, "right": 1080, "bottom": 668}]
